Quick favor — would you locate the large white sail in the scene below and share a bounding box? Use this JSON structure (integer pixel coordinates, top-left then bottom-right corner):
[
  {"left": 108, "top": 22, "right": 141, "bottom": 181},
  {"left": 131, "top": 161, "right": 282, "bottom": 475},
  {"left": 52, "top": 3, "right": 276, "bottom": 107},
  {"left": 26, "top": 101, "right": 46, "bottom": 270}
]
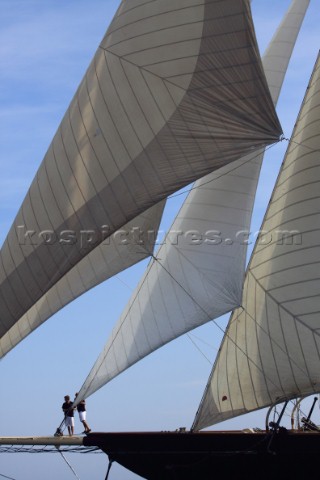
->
[
  {"left": 0, "top": 201, "right": 165, "bottom": 357},
  {"left": 193, "top": 51, "right": 320, "bottom": 431},
  {"left": 0, "top": 0, "right": 297, "bottom": 359},
  {"left": 76, "top": 0, "right": 308, "bottom": 402},
  {"left": 0, "top": 0, "right": 281, "bottom": 339}
]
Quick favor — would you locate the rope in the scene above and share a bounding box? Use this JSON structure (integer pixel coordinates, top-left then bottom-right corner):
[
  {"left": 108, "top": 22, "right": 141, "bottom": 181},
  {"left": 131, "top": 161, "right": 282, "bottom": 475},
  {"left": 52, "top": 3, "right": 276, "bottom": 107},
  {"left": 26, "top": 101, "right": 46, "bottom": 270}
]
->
[
  {"left": 105, "top": 460, "right": 113, "bottom": 480},
  {"left": 58, "top": 449, "right": 81, "bottom": 480},
  {"left": 0, "top": 445, "right": 100, "bottom": 454},
  {"left": 186, "top": 333, "right": 214, "bottom": 365},
  {"left": 54, "top": 417, "right": 66, "bottom": 437},
  {"left": 0, "top": 473, "right": 17, "bottom": 480}
]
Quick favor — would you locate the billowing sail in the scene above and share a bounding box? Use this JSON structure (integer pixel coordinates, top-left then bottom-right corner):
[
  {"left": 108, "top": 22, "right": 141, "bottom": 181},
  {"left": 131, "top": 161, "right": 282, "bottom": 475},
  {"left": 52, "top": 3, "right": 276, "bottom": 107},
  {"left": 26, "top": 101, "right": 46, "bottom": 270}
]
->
[
  {"left": 193, "top": 51, "right": 320, "bottom": 431},
  {"left": 0, "top": 202, "right": 165, "bottom": 357},
  {"left": 0, "top": 0, "right": 281, "bottom": 339},
  {"left": 76, "top": 0, "right": 308, "bottom": 402}
]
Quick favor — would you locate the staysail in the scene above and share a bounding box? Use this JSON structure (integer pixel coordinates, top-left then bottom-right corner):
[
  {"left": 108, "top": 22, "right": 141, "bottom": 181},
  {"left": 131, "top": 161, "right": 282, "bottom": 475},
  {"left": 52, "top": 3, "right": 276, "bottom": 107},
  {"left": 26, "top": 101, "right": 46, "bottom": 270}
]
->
[
  {"left": 0, "top": 0, "right": 281, "bottom": 340},
  {"left": 75, "top": 0, "right": 308, "bottom": 402},
  {"left": 193, "top": 51, "right": 320, "bottom": 431}
]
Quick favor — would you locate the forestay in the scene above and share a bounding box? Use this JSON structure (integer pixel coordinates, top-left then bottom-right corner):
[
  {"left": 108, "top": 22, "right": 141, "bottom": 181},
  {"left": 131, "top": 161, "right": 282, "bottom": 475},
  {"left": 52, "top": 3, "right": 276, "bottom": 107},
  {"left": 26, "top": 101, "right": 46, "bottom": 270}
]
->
[
  {"left": 75, "top": 0, "right": 308, "bottom": 402},
  {"left": 0, "top": 0, "right": 281, "bottom": 339},
  {"left": 193, "top": 51, "right": 320, "bottom": 431}
]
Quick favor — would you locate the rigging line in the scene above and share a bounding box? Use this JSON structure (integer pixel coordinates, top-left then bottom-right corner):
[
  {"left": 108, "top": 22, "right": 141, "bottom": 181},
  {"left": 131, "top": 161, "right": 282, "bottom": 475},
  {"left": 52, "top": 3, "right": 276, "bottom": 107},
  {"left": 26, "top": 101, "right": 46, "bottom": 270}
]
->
[
  {"left": 282, "top": 137, "right": 320, "bottom": 153},
  {"left": 166, "top": 141, "right": 278, "bottom": 201},
  {"left": 117, "top": 259, "right": 215, "bottom": 364},
  {"left": 188, "top": 332, "right": 219, "bottom": 352},
  {"left": 58, "top": 449, "right": 81, "bottom": 480},
  {"left": 72, "top": 146, "right": 283, "bottom": 388},
  {"left": 149, "top": 253, "right": 293, "bottom": 401},
  {"left": 116, "top": 264, "right": 214, "bottom": 363},
  {"left": 115, "top": 256, "right": 214, "bottom": 364},
  {"left": 76, "top": 252, "right": 167, "bottom": 398},
  {"left": 149, "top": 263, "right": 314, "bottom": 425},
  {"left": 114, "top": 274, "right": 134, "bottom": 292},
  {"left": 0, "top": 445, "right": 100, "bottom": 454},
  {"left": 0, "top": 473, "right": 16, "bottom": 480},
  {"left": 105, "top": 460, "right": 113, "bottom": 480},
  {"left": 77, "top": 143, "right": 281, "bottom": 397},
  {"left": 192, "top": 159, "right": 320, "bottom": 420},
  {"left": 186, "top": 333, "right": 213, "bottom": 365},
  {"left": 78, "top": 254, "right": 212, "bottom": 396},
  {"left": 167, "top": 135, "right": 320, "bottom": 203}
]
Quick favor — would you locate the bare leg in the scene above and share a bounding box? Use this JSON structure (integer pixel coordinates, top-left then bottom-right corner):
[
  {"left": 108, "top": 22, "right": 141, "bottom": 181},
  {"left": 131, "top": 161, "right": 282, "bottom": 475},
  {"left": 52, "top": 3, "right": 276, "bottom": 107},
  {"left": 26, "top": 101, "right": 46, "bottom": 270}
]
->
[{"left": 81, "top": 420, "right": 91, "bottom": 433}]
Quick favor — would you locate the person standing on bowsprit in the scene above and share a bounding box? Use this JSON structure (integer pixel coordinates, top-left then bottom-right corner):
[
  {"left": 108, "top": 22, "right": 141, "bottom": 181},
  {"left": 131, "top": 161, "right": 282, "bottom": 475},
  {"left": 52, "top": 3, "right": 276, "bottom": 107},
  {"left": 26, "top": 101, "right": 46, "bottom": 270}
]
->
[
  {"left": 62, "top": 395, "right": 75, "bottom": 436},
  {"left": 75, "top": 392, "right": 91, "bottom": 434}
]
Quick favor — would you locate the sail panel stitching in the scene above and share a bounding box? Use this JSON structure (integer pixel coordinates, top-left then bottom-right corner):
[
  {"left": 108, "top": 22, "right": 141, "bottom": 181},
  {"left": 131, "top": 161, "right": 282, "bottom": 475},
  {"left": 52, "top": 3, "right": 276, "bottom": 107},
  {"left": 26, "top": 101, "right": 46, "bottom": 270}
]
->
[
  {"left": 253, "top": 280, "right": 273, "bottom": 405},
  {"left": 247, "top": 271, "right": 318, "bottom": 383},
  {"left": 251, "top": 230, "right": 320, "bottom": 268},
  {"left": 257, "top": 259, "right": 320, "bottom": 282},
  {"left": 167, "top": 144, "right": 276, "bottom": 200},
  {"left": 264, "top": 295, "right": 287, "bottom": 399}
]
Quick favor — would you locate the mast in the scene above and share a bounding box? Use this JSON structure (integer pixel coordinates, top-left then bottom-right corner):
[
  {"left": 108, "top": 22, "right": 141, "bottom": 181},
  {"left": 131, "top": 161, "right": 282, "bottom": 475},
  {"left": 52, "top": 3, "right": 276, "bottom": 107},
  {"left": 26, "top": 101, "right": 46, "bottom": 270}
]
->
[{"left": 193, "top": 50, "right": 320, "bottom": 431}]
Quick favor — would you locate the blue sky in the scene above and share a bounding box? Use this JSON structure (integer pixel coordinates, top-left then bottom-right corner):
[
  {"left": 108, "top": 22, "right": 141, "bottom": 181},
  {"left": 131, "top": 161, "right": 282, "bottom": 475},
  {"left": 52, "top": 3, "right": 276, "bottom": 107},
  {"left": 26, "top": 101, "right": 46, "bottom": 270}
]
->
[{"left": 0, "top": 1, "right": 319, "bottom": 479}]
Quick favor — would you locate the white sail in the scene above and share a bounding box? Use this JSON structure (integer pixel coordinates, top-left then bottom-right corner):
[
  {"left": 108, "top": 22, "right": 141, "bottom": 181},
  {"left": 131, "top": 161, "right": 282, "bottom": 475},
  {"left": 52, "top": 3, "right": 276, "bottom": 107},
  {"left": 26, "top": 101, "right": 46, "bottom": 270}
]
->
[
  {"left": 1, "top": 0, "right": 293, "bottom": 359},
  {"left": 193, "top": 51, "right": 320, "bottom": 431},
  {"left": 0, "top": 0, "right": 281, "bottom": 340},
  {"left": 0, "top": 202, "right": 165, "bottom": 357},
  {"left": 76, "top": 0, "right": 308, "bottom": 402}
]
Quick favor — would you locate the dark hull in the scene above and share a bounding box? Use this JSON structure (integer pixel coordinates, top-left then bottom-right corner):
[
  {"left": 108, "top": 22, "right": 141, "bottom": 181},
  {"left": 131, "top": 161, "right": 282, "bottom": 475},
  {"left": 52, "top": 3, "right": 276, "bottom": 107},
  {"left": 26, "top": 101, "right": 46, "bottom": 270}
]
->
[{"left": 84, "top": 430, "right": 320, "bottom": 479}]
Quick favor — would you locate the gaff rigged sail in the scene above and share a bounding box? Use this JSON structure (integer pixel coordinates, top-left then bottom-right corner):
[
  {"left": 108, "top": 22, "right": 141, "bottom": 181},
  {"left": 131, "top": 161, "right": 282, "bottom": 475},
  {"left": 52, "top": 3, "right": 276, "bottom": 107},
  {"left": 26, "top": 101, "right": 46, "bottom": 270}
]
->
[
  {"left": 193, "top": 50, "right": 320, "bottom": 432},
  {"left": 0, "top": 0, "right": 281, "bottom": 340},
  {"left": 75, "top": 0, "right": 308, "bottom": 402}
]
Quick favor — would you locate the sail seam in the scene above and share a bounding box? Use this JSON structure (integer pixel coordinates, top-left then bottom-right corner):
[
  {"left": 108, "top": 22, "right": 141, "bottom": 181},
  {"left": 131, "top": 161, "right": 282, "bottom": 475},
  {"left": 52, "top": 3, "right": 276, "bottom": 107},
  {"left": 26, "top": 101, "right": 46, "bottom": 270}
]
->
[
  {"left": 100, "top": 49, "right": 202, "bottom": 181},
  {"left": 149, "top": 254, "right": 292, "bottom": 404},
  {"left": 253, "top": 278, "right": 274, "bottom": 405},
  {"left": 108, "top": 2, "right": 207, "bottom": 35},
  {"left": 264, "top": 295, "right": 287, "bottom": 399},
  {"left": 167, "top": 145, "right": 275, "bottom": 200},
  {"left": 33, "top": 166, "right": 80, "bottom": 302},
  {"left": 106, "top": 7, "right": 245, "bottom": 45},
  {"left": 264, "top": 196, "right": 320, "bottom": 224},
  {"left": 248, "top": 271, "right": 319, "bottom": 382},
  {"left": 255, "top": 260, "right": 320, "bottom": 282},
  {"left": 252, "top": 228, "right": 320, "bottom": 266},
  {"left": 102, "top": 51, "right": 155, "bottom": 201}
]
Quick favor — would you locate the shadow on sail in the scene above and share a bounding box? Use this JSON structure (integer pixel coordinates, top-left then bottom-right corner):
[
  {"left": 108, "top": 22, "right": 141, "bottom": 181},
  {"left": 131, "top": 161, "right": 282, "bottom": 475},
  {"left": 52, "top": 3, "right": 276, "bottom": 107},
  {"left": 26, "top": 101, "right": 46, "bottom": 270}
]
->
[{"left": 0, "top": 0, "right": 281, "bottom": 348}]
